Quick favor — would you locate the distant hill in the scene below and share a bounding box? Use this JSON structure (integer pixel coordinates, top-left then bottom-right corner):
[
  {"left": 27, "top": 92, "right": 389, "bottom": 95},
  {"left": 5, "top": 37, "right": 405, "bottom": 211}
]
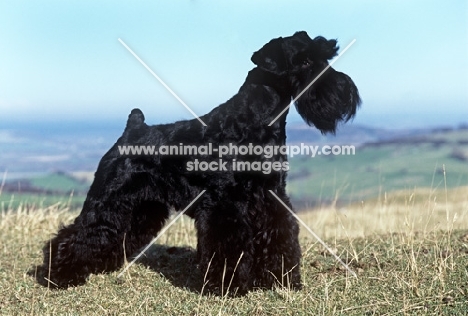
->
[
  {"left": 1, "top": 171, "right": 90, "bottom": 195},
  {"left": 2, "top": 122, "right": 462, "bottom": 175},
  {"left": 287, "top": 127, "right": 468, "bottom": 208},
  {"left": 1, "top": 123, "right": 468, "bottom": 210},
  {"left": 286, "top": 121, "right": 464, "bottom": 145},
  {"left": 0, "top": 122, "right": 122, "bottom": 176}
]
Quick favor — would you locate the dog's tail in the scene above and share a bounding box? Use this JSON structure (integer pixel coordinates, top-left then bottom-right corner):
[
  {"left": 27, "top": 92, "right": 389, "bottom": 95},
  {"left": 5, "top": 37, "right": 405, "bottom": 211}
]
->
[{"left": 126, "top": 108, "right": 145, "bottom": 130}]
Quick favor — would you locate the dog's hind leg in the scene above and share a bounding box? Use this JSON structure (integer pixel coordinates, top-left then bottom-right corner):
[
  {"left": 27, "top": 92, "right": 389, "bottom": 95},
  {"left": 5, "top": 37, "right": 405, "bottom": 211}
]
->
[
  {"left": 40, "top": 199, "right": 170, "bottom": 288},
  {"left": 39, "top": 197, "right": 132, "bottom": 288},
  {"left": 39, "top": 166, "right": 171, "bottom": 288}
]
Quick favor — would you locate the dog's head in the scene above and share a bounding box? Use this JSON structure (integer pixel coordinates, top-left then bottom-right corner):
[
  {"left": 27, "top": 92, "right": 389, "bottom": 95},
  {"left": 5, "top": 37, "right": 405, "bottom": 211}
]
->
[{"left": 252, "top": 31, "right": 361, "bottom": 134}]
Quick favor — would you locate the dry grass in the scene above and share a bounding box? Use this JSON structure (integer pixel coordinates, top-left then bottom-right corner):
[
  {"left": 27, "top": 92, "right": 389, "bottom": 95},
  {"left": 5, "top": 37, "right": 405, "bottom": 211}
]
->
[
  {"left": 1, "top": 186, "right": 468, "bottom": 315},
  {"left": 300, "top": 186, "right": 468, "bottom": 239}
]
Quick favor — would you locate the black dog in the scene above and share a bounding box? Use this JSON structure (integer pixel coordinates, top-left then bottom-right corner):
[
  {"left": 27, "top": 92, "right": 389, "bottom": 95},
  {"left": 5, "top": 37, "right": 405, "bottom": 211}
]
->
[{"left": 38, "top": 31, "right": 360, "bottom": 295}]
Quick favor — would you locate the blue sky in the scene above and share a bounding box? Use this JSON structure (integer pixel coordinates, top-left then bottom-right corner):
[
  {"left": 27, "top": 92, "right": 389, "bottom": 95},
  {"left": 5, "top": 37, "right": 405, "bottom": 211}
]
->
[{"left": 1, "top": 1, "right": 467, "bottom": 128}]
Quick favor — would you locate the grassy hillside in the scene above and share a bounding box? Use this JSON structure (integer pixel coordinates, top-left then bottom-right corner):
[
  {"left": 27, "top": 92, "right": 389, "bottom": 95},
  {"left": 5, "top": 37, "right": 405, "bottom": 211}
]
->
[
  {"left": 288, "top": 129, "right": 468, "bottom": 206},
  {"left": 1, "top": 186, "right": 467, "bottom": 314},
  {"left": 0, "top": 172, "right": 89, "bottom": 210},
  {"left": 3, "top": 129, "right": 468, "bottom": 211},
  {"left": 28, "top": 172, "right": 91, "bottom": 193}
]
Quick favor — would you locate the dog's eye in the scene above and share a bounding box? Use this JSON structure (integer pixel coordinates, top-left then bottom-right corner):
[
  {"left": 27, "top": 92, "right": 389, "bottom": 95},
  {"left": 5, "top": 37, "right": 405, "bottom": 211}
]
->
[{"left": 302, "top": 60, "right": 311, "bottom": 67}]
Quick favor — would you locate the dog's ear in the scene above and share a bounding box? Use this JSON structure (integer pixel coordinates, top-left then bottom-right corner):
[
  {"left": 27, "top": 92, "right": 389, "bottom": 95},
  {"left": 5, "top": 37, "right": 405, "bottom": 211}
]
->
[
  {"left": 312, "top": 36, "right": 339, "bottom": 60},
  {"left": 252, "top": 32, "right": 336, "bottom": 75},
  {"left": 251, "top": 37, "right": 288, "bottom": 75},
  {"left": 280, "top": 32, "right": 339, "bottom": 63},
  {"left": 292, "top": 31, "right": 311, "bottom": 42}
]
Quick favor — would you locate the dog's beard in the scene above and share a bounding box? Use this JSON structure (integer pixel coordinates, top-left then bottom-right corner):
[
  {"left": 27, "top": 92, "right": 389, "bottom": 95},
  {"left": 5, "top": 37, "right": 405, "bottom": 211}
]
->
[{"left": 294, "top": 68, "right": 361, "bottom": 134}]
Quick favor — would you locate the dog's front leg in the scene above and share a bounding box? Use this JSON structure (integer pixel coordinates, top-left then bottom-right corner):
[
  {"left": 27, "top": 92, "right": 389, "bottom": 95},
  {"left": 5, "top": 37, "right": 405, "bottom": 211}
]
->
[{"left": 194, "top": 200, "right": 255, "bottom": 296}]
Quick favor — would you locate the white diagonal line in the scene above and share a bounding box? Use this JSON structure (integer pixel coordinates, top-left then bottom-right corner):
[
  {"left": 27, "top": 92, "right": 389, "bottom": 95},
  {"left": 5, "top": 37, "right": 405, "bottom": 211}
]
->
[
  {"left": 268, "top": 39, "right": 356, "bottom": 126},
  {"left": 118, "top": 38, "right": 207, "bottom": 127},
  {"left": 269, "top": 190, "right": 357, "bottom": 278},
  {"left": 117, "top": 190, "right": 206, "bottom": 278}
]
